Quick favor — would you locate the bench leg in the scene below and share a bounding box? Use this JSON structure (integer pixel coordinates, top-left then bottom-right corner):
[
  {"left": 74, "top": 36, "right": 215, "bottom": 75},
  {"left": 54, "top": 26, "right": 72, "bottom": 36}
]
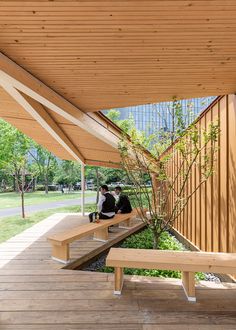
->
[
  {"left": 182, "top": 271, "right": 196, "bottom": 302},
  {"left": 114, "top": 267, "right": 124, "bottom": 295},
  {"left": 119, "top": 218, "right": 132, "bottom": 229},
  {"left": 51, "top": 244, "right": 70, "bottom": 264},
  {"left": 93, "top": 228, "right": 108, "bottom": 242}
]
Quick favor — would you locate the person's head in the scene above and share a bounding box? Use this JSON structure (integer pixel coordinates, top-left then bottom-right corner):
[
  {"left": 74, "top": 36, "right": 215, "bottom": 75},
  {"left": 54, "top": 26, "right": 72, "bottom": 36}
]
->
[
  {"left": 100, "top": 184, "right": 109, "bottom": 195},
  {"left": 114, "top": 186, "right": 122, "bottom": 196}
]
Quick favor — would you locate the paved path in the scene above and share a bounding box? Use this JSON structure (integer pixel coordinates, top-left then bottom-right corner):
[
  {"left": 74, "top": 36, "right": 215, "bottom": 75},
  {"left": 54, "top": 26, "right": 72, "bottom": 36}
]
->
[{"left": 0, "top": 195, "right": 96, "bottom": 218}]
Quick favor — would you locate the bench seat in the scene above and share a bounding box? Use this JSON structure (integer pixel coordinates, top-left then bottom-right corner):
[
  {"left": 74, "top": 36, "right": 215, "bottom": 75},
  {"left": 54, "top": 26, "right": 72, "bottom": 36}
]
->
[
  {"left": 106, "top": 248, "right": 236, "bottom": 301},
  {"left": 47, "top": 209, "right": 142, "bottom": 264}
]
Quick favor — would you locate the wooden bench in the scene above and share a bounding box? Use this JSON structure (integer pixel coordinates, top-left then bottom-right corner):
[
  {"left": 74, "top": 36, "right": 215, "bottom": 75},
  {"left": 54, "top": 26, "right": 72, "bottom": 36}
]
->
[
  {"left": 106, "top": 248, "right": 236, "bottom": 302},
  {"left": 47, "top": 209, "right": 143, "bottom": 264}
]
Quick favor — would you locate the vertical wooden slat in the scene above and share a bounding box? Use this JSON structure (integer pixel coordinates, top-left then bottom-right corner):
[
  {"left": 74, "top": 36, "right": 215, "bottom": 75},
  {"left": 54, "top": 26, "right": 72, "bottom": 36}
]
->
[
  {"left": 179, "top": 148, "right": 182, "bottom": 233},
  {"left": 206, "top": 108, "right": 213, "bottom": 251},
  {"left": 212, "top": 102, "right": 220, "bottom": 252},
  {"left": 179, "top": 148, "right": 183, "bottom": 234},
  {"left": 226, "top": 95, "right": 230, "bottom": 253},
  {"left": 166, "top": 95, "right": 236, "bottom": 254},
  {"left": 192, "top": 144, "right": 196, "bottom": 245},
  {"left": 219, "top": 96, "right": 228, "bottom": 252},
  {"left": 195, "top": 120, "right": 201, "bottom": 248},
  {"left": 188, "top": 138, "right": 192, "bottom": 242},
  {"left": 172, "top": 146, "right": 175, "bottom": 229},
  {"left": 171, "top": 149, "right": 174, "bottom": 222},
  {"left": 228, "top": 94, "right": 236, "bottom": 253},
  {"left": 200, "top": 116, "right": 206, "bottom": 251},
  {"left": 175, "top": 149, "right": 179, "bottom": 231},
  {"left": 183, "top": 149, "right": 187, "bottom": 238}
]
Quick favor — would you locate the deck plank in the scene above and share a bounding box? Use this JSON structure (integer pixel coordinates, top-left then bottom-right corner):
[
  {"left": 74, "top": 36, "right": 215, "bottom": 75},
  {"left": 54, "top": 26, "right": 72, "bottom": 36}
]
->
[
  {"left": 0, "top": 212, "right": 236, "bottom": 328},
  {"left": 1, "top": 311, "right": 236, "bottom": 325}
]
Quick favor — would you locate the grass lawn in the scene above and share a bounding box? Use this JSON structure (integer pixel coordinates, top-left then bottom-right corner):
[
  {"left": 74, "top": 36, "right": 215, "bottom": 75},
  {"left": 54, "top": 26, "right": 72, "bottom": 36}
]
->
[
  {"left": 0, "top": 191, "right": 96, "bottom": 209},
  {"left": 0, "top": 204, "right": 96, "bottom": 243}
]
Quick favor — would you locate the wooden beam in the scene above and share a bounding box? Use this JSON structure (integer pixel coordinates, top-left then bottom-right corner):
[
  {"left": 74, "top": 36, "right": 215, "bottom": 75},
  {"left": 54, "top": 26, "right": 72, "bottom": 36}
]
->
[
  {"left": 85, "top": 159, "right": 121, "bottom": 169},
  {"left": 0, "top": 81, "right": 85, "bottom": 164},
  {"left": 0, "top": 53, "right": 120, "bottom": 149}
]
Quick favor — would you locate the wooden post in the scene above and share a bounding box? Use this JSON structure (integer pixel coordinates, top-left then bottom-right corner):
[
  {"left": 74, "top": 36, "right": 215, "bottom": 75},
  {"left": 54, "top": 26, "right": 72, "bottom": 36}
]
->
[
  {"left": 81, "top": 163, "right": 85, "bottom": 216},
  {"left": 51, "top": 244, "right": 70, "bottom": 264},
  {"left": 93, "top": 228, "right": 109, "bottom": 242},
  {"left": 114, "top": 267, "right": 124, "bottom": 294},
  {"left": 182, "top": 271, "right": 196, "bottom": 302},
  {"left": 119, "top": 218, "right": 131, "bottom": 228}
]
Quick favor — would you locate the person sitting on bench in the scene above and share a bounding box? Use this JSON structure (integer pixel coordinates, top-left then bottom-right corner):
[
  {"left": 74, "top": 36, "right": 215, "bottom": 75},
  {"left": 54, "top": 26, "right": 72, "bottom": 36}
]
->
[
  {"left": 114, "top": 186, "right": 132, "bottom": 214},
  {"left": 89, "top": 185, "right": 116, "bottom": 222}
]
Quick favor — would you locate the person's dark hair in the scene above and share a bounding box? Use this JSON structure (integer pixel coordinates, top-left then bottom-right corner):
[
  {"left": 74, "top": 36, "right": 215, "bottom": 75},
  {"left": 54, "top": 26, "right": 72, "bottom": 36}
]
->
[
  {"left": 101, "top": 184, "right": 109, "bottom": 191},
  {"left": 115, "top": 186, "right": 122, "bottom": 192}
]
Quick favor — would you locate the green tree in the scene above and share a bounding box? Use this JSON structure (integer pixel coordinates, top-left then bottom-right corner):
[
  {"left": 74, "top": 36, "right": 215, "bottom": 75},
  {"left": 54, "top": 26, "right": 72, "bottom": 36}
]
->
[
  {"left": 106, "top": 109, "right": 135, "bottom": 134},
  {"left": 0, "top": 120, "right": 34, "bottom": 218},
  {"left": 54, "top": 160, "right": 81, "bottom": 190},
  {"left": 0, "top": 168, "right": 12, "bottom": 192},
  {"left": 29, "top": 143, "right": 57, "bottom": 194},
  {"left": 119, "top": 121, "right": 220, "bottom": 249}
]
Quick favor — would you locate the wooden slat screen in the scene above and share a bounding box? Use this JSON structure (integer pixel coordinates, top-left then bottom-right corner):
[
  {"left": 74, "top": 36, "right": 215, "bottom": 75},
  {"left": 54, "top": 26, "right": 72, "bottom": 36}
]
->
[{"left": 166, "top": 95, "right": 236, "bottom": 253}]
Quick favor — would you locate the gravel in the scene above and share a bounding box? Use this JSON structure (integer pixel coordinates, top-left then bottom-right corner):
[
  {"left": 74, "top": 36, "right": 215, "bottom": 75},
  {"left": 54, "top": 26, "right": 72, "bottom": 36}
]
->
[{"left": 83, "top": 253, "right": 108, "bottom": 272}]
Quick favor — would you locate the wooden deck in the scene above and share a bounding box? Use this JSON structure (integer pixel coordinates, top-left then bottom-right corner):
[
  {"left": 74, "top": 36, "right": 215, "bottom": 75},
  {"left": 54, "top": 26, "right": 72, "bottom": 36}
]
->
[{"left": 0, "top": 213, "right": 236, "bottom": 329}]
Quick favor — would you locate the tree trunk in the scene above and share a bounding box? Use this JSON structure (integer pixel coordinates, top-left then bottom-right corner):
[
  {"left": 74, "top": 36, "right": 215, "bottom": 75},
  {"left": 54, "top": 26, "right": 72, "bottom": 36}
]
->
[
  {"left": 152, "top": 231, "right": 160, "bottom": 249},
  {"left": 151, "top": 172, "right": 159, "bottom": 212},
  {"left": 21, "top": 168, "right": 26, "bottom": 219},
  {"left": 45, "top": 175, "right": 49, "bottom": 194},
  {"left": 21, "top": 190, "right": 25, "bottom": 219},
  {"left": 96, "top": 167, "right": 99, "bottom": 204},
  {"left": 14, "top": 170, "right": 20, "bottom": 192},
  {"left": 32, "top": 178, "right": 35, "bottom": 192},
  {"left": 45, "top": 156, "right": 51, "bottom": 194}
]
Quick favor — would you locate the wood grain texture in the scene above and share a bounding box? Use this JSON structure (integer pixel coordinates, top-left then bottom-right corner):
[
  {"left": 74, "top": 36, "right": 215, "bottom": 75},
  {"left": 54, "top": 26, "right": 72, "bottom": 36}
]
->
[{"left": 0, "top": 1, "right": 236, "bottom": 111}]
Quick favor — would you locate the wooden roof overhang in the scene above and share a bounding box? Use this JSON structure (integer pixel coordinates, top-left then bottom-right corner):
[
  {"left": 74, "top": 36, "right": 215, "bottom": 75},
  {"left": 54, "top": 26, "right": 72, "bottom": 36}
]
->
[
  {"left": 0, "top": 54, "right": 123, "bottom": 168},
  {"left": 1, "top": 1, "right": 236, "bottom": 167}
]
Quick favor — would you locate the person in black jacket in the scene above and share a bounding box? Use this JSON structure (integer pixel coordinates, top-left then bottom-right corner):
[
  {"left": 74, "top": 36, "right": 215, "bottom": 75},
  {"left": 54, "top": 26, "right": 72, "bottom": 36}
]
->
[
  {"left": 114, "top": 186, "right": 132, "bottom": 214},
  {"left": 89, "top": 185, "right": 116, "bottom": 222}
]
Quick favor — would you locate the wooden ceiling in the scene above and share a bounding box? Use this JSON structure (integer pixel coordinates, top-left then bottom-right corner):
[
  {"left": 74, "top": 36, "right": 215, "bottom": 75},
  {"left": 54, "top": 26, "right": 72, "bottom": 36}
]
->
[
  {"left": 0, "top": 0, "right": 236, "bottom": 112},
  {"left": 0, "top": 0, "right": 235, "bottom": 167}
]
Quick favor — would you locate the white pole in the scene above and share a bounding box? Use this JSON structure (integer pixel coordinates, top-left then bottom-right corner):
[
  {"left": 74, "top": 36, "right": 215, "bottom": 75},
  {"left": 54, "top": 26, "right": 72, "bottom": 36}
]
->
[{"left": 81, "top": 163, "right": 85, "bottom": 216}]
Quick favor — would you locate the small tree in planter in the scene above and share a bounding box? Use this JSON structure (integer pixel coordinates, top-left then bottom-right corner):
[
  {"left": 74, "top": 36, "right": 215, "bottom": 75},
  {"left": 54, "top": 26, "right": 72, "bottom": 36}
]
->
[{"left": 119, "top": 121, "right": 220, "bottom": 249}]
